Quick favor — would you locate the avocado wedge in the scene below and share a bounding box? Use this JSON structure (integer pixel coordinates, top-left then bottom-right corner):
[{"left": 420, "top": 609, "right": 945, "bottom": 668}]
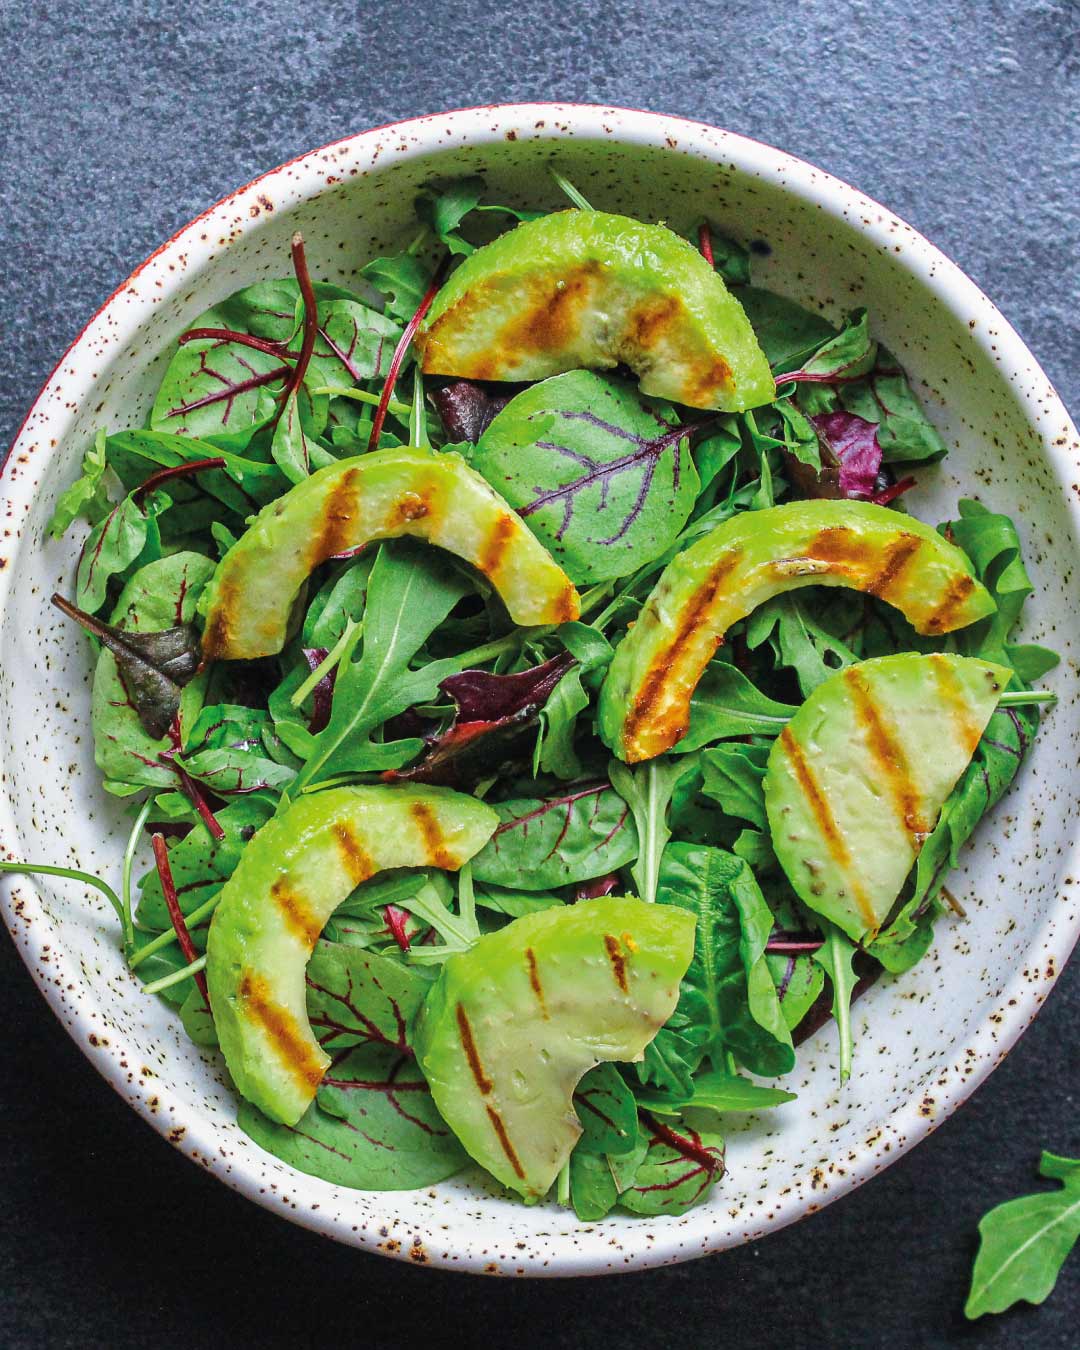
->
[
  {"left": 414, "top": 897, "right": 696, "bottom": 1201},
  {"left": 599, "top": 500, "right": 996, "bottom": 763},
  {"left": 199, "top": 447, "right": 581, "bottom": 660},
  {"left": 205, "top": 785, "right": 497, "bottom": 1125},
  {"left": 765, "top": 653, "right": 1011, "bottom": 941},
  {"left": 416, "top": 210, "right": 776, "bottom": 412}
]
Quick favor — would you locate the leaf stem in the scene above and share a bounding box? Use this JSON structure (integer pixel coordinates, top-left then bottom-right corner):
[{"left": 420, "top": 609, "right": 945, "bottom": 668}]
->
[
  {"left": 997, "top": 690, "right": 1056, "bottom": 707},
  {"left": 366, "top": 258, "right": 449, "bottom": 453},
  {"left": 121, "top": 798, "right": 154, "bottom": 951},
  {"left": 310, "top": 385, "right": 411, "bottom": 418},
  {"left": 291, "top": 620, "right": 361, "bottom": 708},
  {"left": 151, "top": 833, "right": 209, "bottom": 1004},
  {"left": 557, "top": 1158, "right": 571, "bottom": 1206},
  {"left": 142, "top": 954, "right": 207, "bottom": 996},
  {"left": 411, "top": 369, "right": 429, "bottom": 448},
  {"left": 0, "top": 860, "right": 125, "bottom": 931},
  {"left": 128, "top": 891, "right": 221, "bottom": 970},
  {"left": 550, "top": 170, "right": 594, "bottom": 211}
]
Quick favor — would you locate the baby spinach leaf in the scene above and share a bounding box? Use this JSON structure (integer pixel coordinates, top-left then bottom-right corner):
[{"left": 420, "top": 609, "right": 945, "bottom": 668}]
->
[
  {"left": 636, "top": 1070, "right": 796, "bottom": 1115},
  {"left": 573, "top": 1064, "right": 639, "bottom": 1156},
  {"left": 294, "top": 540, "right": 472, "bottom": 788},
  {"left": 609, "top": 755, "right": 700, "bottom": 906},
  {"left": 652, "top": 842, "right": 795, "bottom": 1079},
  {"left": 966, "top": 1152, "right": 1080, "bottom": 1318},
  {"left": 305, "top": 939, "right": 426, "bottom": 1054},
  {"left": 48, "top": 429, "right": 112, "bottom": 538},
  {"left": 53, "top": 592, "right": 201, "bottom": 740},
  {"left": 473, "top": 371, "right": 701, "bottom": 583},
  {"left": 619, "top": 1118, "right": 725, "bottom": 1216},
  {"left": 239, "top": 1044, "right": 466, "bottom": 1190},
  {"left": 677, "top": 662, "right": 797, "bottom": 751},
  {"left": 734, "top": 287, "right": 837, "bottom": 372},
  {"left": 90, "top": 552, "right": 216, "bottom": 791},
  {"left": 76, "top": 487, "right": 169, "bottom": 615},
  {"left": 136, "top": 794, "right": 274, "bottom": 930},
  {"left": 471, "top": 782, "right": 637, "bottom": 891}
]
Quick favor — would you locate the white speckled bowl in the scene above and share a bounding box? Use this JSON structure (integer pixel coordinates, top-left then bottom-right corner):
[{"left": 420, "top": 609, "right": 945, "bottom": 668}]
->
[{"left": 2, "top": 104, "right": 1078, "bottom": 1275}]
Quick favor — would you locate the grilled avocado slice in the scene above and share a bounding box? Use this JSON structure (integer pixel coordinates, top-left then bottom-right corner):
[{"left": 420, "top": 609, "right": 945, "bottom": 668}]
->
[
  {"left": 198, "top": 447, "right": 580, "bottom": 660},
  {"left": 764, "top": 653, "right": 1011, "bottom": 942},
  {"left": 414, "top": 897, "right": 696, "bottom": 1201},
  {"left": 205, "top": 785, "right": 497, "bottom": 1125},
  {"left": 416, "top": 210, "right": 775, "bottom": 412},
  {"left": 599, "top": 500, "right": 997, "bottom": 763}
]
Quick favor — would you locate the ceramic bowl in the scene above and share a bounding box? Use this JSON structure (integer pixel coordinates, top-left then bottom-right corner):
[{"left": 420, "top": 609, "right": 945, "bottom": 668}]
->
[{"left": 2, "top": 104, "right": 1078, "bottom": 1276}]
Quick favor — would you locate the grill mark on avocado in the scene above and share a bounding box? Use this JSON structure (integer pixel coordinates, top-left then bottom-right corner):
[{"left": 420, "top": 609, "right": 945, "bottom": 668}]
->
[
  {"left": 200, "top": 575, "right": 239, "bottom": 661},
  {"left": 554, "top": 582, "right": 579, "bottom": 623},
  {"left": 270, "top": 879, "right": 323, "bottom": 947},
  {"left": 455, "top": 1004, "right": 492, "bottom": 1094},
  {"left": 238, "top": 971, "right": 325, "bottom": 1089},
  {"left": 477, "top": 512, "right": 516, "bottom": 581},
  {"left": 844, "top": 667, "right": 929, "bottom": 841},
  {"left": 930, "top": 653, "right": 984, "bottom": 754},
  {"left": 622, "top": 549, "right": 743, "bottom": 757},
  {"left": 865, "top": 533, "right": 922, "bottom": 601},
  {"left": 409, "top": 801, "right": 457, "bottom": 869},
  {"left": 923, "top": 573, "right": 976, "bottom": 634},
  {"left": 524, "top": 947, "right": 548, "bottom": 1018},
  {"left": 333, "top": 823, "right": 375, "bottom": 885},
  {"left": 485, "top": 1105, "right": 526, "bottom": 1180},
  {"left": 310, "top": 466, "right": 362, "bottom": 564},
  {"left": 778, "top": 726, "right": 878, "bottom": 934},
  {"left": 504, "top": 264, "right": 600, "bottom": 357},
  {"left": 604, "top": 934, "right": 629, "bottom": 992}
]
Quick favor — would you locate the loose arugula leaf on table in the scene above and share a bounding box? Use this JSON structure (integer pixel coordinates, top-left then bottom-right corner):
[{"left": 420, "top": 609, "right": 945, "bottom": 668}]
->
[
  {"left": 89, "top": 552, "right": 216, "bottom": 791},
  {"left": 472, "top": 371, "right": 701, "bottom": 583},
  {"left": 619, "top": 1119, "right": 726, "bottom": 1216},
  {"left": 965, "top": 1153, "right": 1080, "bottom": 1319},
  {"left": 471, "top": 782, "right": 637, "bottom": 891},
  {"left": 292, "top": 540, "right": 472, "bottom": 789},
  {"left": 608, "top": 755, "right": 700, "bottom": 906},
  {"left": 239, "top": 1044, "right": 467, "bottom": 1189},
  {"left": 649, "top": 842, "right": 795, "bottom": 1083},
  {"left": 304, "top": 939, "right": 426, "bottom": 1054},
  {"left": 48, "top": 429, "right": 112, "bottom": 538}
]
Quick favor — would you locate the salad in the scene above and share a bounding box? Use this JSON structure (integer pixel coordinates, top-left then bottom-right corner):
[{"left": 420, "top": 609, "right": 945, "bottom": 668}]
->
[{"left": 19, "top": 171, "right": 1057, "bottom": 1221}]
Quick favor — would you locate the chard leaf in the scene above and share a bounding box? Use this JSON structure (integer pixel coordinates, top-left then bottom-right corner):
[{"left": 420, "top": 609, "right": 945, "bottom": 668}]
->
[
  {"left": 76, "top": 487, "right": 169, "bottom": 615},
  {"left": 966, "top": 1152, "right": 1080, "bottom": 1319},
  {"left": 53, "top": 592, "right": 201, "bottom": 740},
  {"left": 473, "top": 371, "right": 700, "bottom": 583},
  {"left": 48, "top": 429, "right": 112, "bottom": 538},
  {"left": 651, "top": 842, "right": 795, "bottom": 1079},
  {"left": 239, "top": 1044, "right": 466, "bottom": 1190},
  {"left": 677, "top": 662, "right": 797, "bottom": 751},
  {"left": 766, "top": 948, "right": 826, "bottom": 1029},
  {"left": 102, "top": 428, "right": 286, "bottom": 512},
  {"left": 136, "top": 794, "right": 275, "bottom": 930},
  {"left": 619, "top": 1119, "right": 725, "bottom": 1216},
  {"left": 636, "top": 1070, "right": 796, "bottom": 1115},
  {"left": 809, "top": 411, "right": 883, "bottom": 499},
  {"left": 471, "top": 782, "right": 637, "bottom": 891},
  {"left": 783, "top": 307, "right": 877, "bottom": 383},
  {"left": 293, "top": 540, "right": 472, "bottom": 789},
  {"left": 177, "top": 703, "right": 297, "bottom": 795},
  {"left": 305, "top": 940, "right": 426, "bottom": 1054},
  {"left": 90, "top": 552, "right": 216, "bottom": 791},
  {"left": 573, "top": 1064, "right": 639, "bottom": 1156}
]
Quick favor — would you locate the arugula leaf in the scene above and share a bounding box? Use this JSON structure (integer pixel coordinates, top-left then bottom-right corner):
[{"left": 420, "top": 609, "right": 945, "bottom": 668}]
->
[
  {"left": 471, "top": 782, "right": 637, "bottom": 891},
  {"left": 609, "top": 755, "right": 700, "bottom": 905},
  {"left": 619, "top": 1118, "right": 725, "bottom": 1216},
  {"left": 48, "top": 429, "right": 112, "bottom": 538},
  {"left": 636, "top": 1069, "right": 797, "bottom": 1115},
  {"left": 812, "top": 924, "right": 858, "bottom": 1083},
  {"left": 699, "top": 742, "right": 770, "bottom": 830},
  {"left": 360, "top": 252, "right": 432, "bottom": 323},
  {"left": 746, "top": 592, "right": 859, "bottom": 695},
  {"left": 415, "top": 175, "right": 485, "bottom": 255},
  {"left": 678, "top": 662, "right": 796, "bottom": 751},
  {"left": 966, "top": 1152, "right": 1080, "bottom": 1318},
  {"left": 537, "top": 623, "right": 613, "bottom": 779},
  {"left": 652, "top": 842, "right": 795, "bottom": 1079},
  {"left": 473, "top": 371, "right": 700, "bottom": 583},
  {"left": 239, "top": 1044, "right": 466, "bottom": 1189},
  {"left": 305, "top": 939, "right": 426, "bottom": 1054},
  {"left": 293, "top": 540, "right": 472, "bottom": 789}
]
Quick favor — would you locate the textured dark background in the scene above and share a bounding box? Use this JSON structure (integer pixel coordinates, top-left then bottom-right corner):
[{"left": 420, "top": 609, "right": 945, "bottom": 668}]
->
[{"left": 1, "top": 1, "right": 1078, "bottom": 1346}]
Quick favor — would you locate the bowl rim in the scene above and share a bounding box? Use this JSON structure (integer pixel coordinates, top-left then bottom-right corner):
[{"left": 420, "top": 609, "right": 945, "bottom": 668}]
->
[{"left": 2, "top": 101, "right": 1079, "bottom": 1276}]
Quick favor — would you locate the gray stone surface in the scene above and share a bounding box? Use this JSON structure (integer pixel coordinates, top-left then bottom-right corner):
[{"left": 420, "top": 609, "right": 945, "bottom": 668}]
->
[{"left": 0, "top": 1, "right": 1077, "bottom": 1345}]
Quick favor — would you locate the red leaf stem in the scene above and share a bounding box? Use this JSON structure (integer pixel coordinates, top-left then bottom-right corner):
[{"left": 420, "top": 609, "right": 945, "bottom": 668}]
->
[{"left": 151, "top": 832, "right": 210, "bottom": 1005}]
